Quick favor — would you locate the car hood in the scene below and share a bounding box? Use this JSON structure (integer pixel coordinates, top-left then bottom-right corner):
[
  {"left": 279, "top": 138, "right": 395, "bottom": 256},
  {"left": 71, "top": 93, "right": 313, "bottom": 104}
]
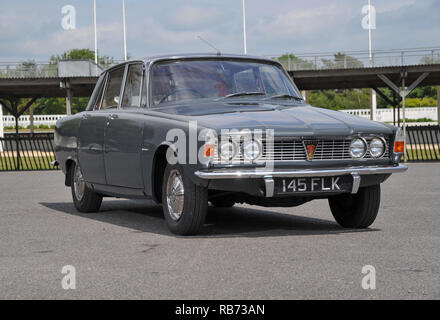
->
[{"left": 155, "top": 102, "right": 394, "bottom": 136}]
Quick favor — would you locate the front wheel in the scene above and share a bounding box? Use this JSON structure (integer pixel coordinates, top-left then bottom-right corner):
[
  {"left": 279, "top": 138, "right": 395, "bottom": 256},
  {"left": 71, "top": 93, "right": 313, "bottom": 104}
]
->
[
  {"left": 70, "top": 162, "right": 102, "bottom": 213},
  {"left": 162, "top": 164, "right": 208, "bottom": 235},
  {"left": 328, "top": 184, "right": 381, "bottom": 229}
]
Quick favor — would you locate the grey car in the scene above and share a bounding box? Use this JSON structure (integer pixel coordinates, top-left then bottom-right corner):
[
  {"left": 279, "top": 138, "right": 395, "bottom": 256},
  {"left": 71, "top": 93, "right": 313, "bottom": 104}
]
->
[{"left": 54, "top": 54, "right": 408, "bottom": 235}]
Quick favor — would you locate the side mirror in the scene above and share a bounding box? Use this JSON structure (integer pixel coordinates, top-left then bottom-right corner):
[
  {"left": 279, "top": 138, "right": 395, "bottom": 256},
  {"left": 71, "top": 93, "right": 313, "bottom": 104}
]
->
[{"left": 113, "top": 96, "right": 120, "bottom": 105}]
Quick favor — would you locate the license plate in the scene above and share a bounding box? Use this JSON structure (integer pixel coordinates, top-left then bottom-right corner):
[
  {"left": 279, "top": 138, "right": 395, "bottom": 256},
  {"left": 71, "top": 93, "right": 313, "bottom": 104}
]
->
[{"left": 275, "top": 176, "right": 352, "bottom": 194}]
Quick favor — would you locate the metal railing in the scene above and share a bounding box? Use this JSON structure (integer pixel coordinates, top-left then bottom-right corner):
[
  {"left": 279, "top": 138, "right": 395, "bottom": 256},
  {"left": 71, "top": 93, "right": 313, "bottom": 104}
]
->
[
  {"left": 0, "top": 133, "right": 57, "bottom": 171},
  {"left": 0, "top": 62, "right": 58, "bottom": 78},
  {"left": 1, "top": 47, "right": 439, "bottom": 78},
  {"left": 266, "top": 47, "right": 440, "bottom": 71},
  {"left": 406, "top": 125, "right": 440, "bottom": 161},
  {"left": 0, "top": 59, "right": 104, "bottom": 79}
]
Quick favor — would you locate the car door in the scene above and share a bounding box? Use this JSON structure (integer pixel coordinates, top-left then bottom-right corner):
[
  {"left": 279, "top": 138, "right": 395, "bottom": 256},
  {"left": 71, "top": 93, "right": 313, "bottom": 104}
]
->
[
  {"left": 104, "top": 63, "right": 146, "bottom": 188},
  {"left": 78, "top": 74, "right": 109, "bottom": 184}
]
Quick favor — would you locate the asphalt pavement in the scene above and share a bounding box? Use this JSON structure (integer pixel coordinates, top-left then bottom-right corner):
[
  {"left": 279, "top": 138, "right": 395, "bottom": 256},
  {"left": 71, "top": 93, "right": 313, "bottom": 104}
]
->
[{"left": 0, "top": 163, "right": 439, "bottom": 299}]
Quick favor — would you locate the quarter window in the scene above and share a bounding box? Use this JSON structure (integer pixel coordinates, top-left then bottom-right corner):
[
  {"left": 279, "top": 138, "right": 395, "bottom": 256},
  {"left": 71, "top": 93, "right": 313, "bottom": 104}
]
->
[
  {"left": 90, "top": 75, "right": 106, "bottom": 110},
  {"left": 102, "top": 67, "right": 125, "bottom": 109},
  {"left": 122, "top": 64, "right": 144, "bottom": 108}
]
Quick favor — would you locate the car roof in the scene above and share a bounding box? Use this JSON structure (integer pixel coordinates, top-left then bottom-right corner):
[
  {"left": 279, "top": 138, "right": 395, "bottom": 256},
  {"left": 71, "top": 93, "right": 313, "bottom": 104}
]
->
[
  {"left": 142, "top": 53, "right": 277, "bottom": 63},
  {"left": 105, "top": 53, "right": 282, "bottom": 73}
]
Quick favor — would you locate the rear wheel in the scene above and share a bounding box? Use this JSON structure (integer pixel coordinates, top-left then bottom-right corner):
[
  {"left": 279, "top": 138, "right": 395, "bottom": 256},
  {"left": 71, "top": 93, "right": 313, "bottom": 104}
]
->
[
  {"left": 162, "top": 164, "right": 208, "bottom": 235},
  {"left": 70, "top": 162, "right": 102, "bottom": 213},
  {"left": 328, "top": 184, "right": 381, "bottom": 229}
]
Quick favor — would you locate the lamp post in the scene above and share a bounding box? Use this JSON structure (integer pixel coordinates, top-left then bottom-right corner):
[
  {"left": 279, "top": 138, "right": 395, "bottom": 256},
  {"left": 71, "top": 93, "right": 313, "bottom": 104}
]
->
[
  {"left": 368, "top": 0, "right": 377, "bottom": 121},
  {"left": 122, "top": 0, "right": 128, "bottom": 61},
  {"left": 242, "top": 0, "right": 247, "bottom": 55},
  {"left": 93, "top": 0, "right": 98, "bottom": 64}
]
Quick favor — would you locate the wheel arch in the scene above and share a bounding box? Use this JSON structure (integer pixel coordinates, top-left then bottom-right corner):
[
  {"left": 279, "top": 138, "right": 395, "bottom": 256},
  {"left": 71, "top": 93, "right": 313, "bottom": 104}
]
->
[
  {"left": 151, "top": 143, "right": 177, "bottom": 204},
  {"left": 64, "top": 157, "right": 78, "bottom": 187}
]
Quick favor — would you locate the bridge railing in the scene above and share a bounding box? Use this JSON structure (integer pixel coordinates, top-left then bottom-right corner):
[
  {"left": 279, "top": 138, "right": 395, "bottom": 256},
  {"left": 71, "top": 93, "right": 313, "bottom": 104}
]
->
[
  {"left": 0, "top": 60, "right": 103, "bottom": 79},
  {"left": 0, "top": 62, "right": 58, "bottom": 78},
  {"left": 266, "top": 47, "right": 440, "bottom": 71}
]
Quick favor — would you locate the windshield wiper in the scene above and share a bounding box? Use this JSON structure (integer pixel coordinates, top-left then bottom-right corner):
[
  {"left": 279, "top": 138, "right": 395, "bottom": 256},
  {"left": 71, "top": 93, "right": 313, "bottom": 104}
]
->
[
  {"left": 221, "top": 92, "right": 266, "bottom": 99},
  {"left": 264, "top": 94, "right": 303, "bottom": 102}
]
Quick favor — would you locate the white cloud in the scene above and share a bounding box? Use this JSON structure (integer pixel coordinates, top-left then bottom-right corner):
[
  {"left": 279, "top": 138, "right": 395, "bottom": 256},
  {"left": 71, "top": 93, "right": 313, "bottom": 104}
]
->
[{"left": 0, "top": 0, "right": 438, "bottom": 60}]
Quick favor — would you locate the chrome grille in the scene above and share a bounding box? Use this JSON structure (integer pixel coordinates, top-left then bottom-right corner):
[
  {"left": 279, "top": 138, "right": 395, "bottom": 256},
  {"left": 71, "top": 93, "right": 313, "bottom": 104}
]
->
[{"left": 212, "top": 136, "right": 390, "bottom": 163}]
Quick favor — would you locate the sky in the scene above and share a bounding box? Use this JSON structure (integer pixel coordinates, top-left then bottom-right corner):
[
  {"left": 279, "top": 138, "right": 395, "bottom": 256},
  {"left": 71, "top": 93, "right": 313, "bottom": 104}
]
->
[{"left": 0, "top": 0, "right": 439, "bottom": 62}]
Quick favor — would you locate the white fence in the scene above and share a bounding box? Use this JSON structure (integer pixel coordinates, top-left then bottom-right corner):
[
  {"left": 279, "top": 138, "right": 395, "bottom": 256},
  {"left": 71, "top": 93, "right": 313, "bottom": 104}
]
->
[
  {"left": 341, "top": 107, "right": 438, "bottom": 123},
  {"left": 2, "top": 114, "right": 66, "bottom": 128}
]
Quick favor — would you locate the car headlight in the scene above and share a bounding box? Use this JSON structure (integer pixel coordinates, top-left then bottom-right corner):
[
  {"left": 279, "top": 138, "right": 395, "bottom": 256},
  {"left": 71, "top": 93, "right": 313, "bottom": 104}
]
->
[
  {"left": 220, "top": 141, "right": 238, "bottom": 161},
  {"left": 350, "top": 138, "right": 367, "bottom": 158},
  {"left": 242, "top": 140, "right": 262, "bottom": 161},
  {"left": 369, "top": 137, "right": 386, "bottom": 158}
]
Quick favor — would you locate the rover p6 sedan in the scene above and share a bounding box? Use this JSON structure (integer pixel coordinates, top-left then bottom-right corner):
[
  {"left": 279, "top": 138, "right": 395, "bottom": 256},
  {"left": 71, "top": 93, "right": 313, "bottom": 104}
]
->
[{"left": 54, "top": 54, "right": 408, "bottom": 235}]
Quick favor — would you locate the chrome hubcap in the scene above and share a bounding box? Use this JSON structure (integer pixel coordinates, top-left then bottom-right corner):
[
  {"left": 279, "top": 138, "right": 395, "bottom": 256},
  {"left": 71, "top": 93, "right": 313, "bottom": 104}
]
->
[
  {"left": 166, "top": 169, "right": 185, "bottom": 221},
  {"left": 73, "top": 165, "right": 85, "bottom": 201}
]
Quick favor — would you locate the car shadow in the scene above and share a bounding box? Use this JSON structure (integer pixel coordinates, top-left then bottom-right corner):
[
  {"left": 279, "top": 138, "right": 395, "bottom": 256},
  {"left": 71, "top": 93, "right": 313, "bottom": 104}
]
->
[{"left": 40, "top": 200, "right": 379, "bottom": 238}]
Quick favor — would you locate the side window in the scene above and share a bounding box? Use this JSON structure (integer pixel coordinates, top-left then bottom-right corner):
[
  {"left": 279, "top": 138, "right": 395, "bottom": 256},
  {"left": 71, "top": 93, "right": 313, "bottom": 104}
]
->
[
  {"left": 141, "top": 71, "right": 148, "bottom": 107},
  {"left": 122, "top": 64, "right": 143, "bottom": 108},
  {"left": 92, "top": 75, "right": 106, "bottom": 110},
  {"left": 102, "top": 67, "right": 125, "bottom": 109}
]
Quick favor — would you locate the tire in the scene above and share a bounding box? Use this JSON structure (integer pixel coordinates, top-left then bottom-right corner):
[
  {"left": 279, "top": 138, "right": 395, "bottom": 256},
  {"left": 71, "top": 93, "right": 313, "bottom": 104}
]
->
[
  {"left": 210, "top": 199, "right": 235, "bottom": 208},
  {"left": 162, "top": 164, "right": 208, "bottom": 235},
  {"left": 328, "top": 184, "right": 381, "bottom": 229},
  {"left": 70, "top": 162, "right": 102, "bottom": 213}
]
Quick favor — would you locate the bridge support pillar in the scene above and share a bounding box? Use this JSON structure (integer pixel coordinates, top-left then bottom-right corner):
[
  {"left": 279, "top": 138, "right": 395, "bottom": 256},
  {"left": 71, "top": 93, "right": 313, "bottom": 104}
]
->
[
  {"left": 66, "top": 88, "right": 73, "bottom": 115},
  {"left": 370, "top": 89, "right": 377, "bottom": 121},
  {"left": 437, "top": 86, "right": 440, "bottom": 124},
  {"left": 378, "top": 71, "right": 430, "bottom": 162},
  {"left": 29, "top": 105, "right": 34, "bottom": 134},
  {"left": 301, "top": 90, "right": 310, "bottom": 103}
]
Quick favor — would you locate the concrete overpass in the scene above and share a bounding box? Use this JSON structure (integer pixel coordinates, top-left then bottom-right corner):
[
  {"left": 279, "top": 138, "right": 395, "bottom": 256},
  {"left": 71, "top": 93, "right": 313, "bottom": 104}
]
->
[{"left": 0, "top": 51, "right": 439, "bottom": 125}]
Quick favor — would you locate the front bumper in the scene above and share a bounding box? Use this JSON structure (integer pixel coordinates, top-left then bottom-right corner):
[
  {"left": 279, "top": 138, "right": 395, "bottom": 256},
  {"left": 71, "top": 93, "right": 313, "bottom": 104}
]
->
[{"left": 194, "top": 164, "right": 408, "bottom": 197}]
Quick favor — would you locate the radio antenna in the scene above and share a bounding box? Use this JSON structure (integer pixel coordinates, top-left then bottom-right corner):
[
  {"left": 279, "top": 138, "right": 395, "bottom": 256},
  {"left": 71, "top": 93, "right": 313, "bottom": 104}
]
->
[{"left": 197, "top": 36, "right": 221, "bottom": 56}]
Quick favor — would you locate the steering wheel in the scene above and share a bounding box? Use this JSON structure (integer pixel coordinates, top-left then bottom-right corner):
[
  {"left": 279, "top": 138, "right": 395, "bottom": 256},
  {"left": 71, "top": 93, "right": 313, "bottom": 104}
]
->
[{"left": 159, "top": 88, "right": 204, "bottom": 104}]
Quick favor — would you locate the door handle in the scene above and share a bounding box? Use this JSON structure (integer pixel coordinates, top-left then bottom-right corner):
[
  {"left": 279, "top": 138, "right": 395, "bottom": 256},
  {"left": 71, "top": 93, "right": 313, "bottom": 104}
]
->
[
  {"left": 108, "top": 114, "right": 119, "bottom": 120},
  {"left": 82, "top": 114, "right": 91, "bottom": 119}
]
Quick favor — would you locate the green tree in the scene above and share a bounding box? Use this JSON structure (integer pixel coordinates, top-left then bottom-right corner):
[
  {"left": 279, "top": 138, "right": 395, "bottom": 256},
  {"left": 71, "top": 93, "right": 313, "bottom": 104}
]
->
[
  {"left": 277, "top": 53, "right": 315, "bottom": 70},
  {"left": 322, "top": 53, "right": 364, "bottom": 69},
  {"left": 419, "top": 53, "right": 440, "bottom": 64},
  {"left": 50, "top": 48, "right": 115, "bottom": 67},
  {"left": 32, "top": 48, "right": 115, "bottom": 115}
]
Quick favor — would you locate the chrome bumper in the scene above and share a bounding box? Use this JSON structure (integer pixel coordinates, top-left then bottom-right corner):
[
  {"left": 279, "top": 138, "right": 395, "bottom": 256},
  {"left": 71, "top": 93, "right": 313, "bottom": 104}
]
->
[{"left": 194, "top": 165, "right": 408, "bottom": 197}]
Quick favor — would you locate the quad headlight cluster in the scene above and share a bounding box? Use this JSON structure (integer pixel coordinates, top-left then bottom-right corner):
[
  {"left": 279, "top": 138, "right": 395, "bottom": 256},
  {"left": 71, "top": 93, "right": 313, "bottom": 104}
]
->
[
  {"left": 349, "top": 137, "right": 386, "bottom": 159},
  {"left": 219, "top": 139, "right": 263, "bottom": 162}
]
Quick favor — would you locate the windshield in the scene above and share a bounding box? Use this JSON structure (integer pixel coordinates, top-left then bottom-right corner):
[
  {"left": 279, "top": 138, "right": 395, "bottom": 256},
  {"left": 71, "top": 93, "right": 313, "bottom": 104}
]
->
[{"left": 151, "top": 59, "right": 302, "bottom": 107}]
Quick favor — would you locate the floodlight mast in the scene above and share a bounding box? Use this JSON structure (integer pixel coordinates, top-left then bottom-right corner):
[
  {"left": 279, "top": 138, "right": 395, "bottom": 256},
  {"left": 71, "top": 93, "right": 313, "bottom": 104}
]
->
[
  {"left": 93, "top": 0, "right": 98, "bottom": 64},
  {"left": 122, "top": 0, "right": 128, "bottom": 61},
  {"left": 242, "top": 0, "right": 247, "bottom": 55}
]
